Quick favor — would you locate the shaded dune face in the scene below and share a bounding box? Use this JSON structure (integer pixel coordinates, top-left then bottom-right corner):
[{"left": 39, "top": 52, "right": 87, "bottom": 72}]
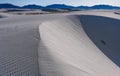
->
[
  {"left": 0, "top": 15, "right": 4, "bottom": 18},
  {"left": 39, "top": 16, "right": 120, "bottom": 76},
  {"left": 79, "top": 15, "right": 120, "bottom": 67}
]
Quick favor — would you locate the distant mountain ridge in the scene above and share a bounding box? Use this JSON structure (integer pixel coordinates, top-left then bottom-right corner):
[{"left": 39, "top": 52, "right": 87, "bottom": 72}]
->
[
  {"left": 46, "top": 4, "right": 75, "bottom": 9},
  {"left": 0, "top": 3, "right": 20, "bottom": 8},
  {"left": 22, "top": 4, "right": 43, "bottom": 9},
  {"left": 0, "top": 3, "right": 120, "bottom": 9},
  {"left": 91, "top": 5, "right": 120, "bottom": 9}
]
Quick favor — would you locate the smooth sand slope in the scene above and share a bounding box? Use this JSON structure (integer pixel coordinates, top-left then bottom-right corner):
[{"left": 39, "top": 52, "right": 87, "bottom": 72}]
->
[
  {"left": 39, "top": 15, "right": 120, "bottom": 76},
  {"left": 0, "top": 10, "right": 120, "bottom": 76}
]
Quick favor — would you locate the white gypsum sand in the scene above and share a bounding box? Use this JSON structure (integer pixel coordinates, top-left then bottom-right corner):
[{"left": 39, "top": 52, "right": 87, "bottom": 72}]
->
[{"left": 0, "top": 10, "right": 120, "bottom": 76}]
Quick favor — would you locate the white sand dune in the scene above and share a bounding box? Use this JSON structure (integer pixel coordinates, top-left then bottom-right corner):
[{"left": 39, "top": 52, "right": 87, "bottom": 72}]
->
[
  {"left": 38, "top": 15, "right": 120, "bottom": 76},
  {"left": 0, "top": 10, "right": 120, "bottom": 76}
]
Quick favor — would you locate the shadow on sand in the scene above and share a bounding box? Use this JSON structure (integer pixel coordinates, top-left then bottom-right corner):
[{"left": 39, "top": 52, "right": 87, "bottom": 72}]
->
[{"left": 79, "top": 15, "right": 120, "bottom": 67}]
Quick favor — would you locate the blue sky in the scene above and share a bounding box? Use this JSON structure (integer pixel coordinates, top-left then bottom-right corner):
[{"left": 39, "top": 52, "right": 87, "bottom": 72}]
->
[{"left": 0, "top": 0, "right": 120, "bottom": 6}]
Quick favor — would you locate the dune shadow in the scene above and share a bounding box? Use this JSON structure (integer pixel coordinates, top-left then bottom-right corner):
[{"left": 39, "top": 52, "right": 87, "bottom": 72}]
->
[
  {"left": 0, "top": 15, "right": 6, "bottom": 18},
  {"left": 78, "top": 15, "right": 120, "bottom": 67},
  {"left": 0, "top": 16, "right": 3, "bottom": 18},
  {"left": 114, "top": 12, "right": 120, "bottom": 15}
]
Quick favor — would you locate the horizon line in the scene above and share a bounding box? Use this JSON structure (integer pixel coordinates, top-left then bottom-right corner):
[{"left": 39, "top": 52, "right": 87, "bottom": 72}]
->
[{"left": 0, "top": 3, "right": 120, "bottom": 7}]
